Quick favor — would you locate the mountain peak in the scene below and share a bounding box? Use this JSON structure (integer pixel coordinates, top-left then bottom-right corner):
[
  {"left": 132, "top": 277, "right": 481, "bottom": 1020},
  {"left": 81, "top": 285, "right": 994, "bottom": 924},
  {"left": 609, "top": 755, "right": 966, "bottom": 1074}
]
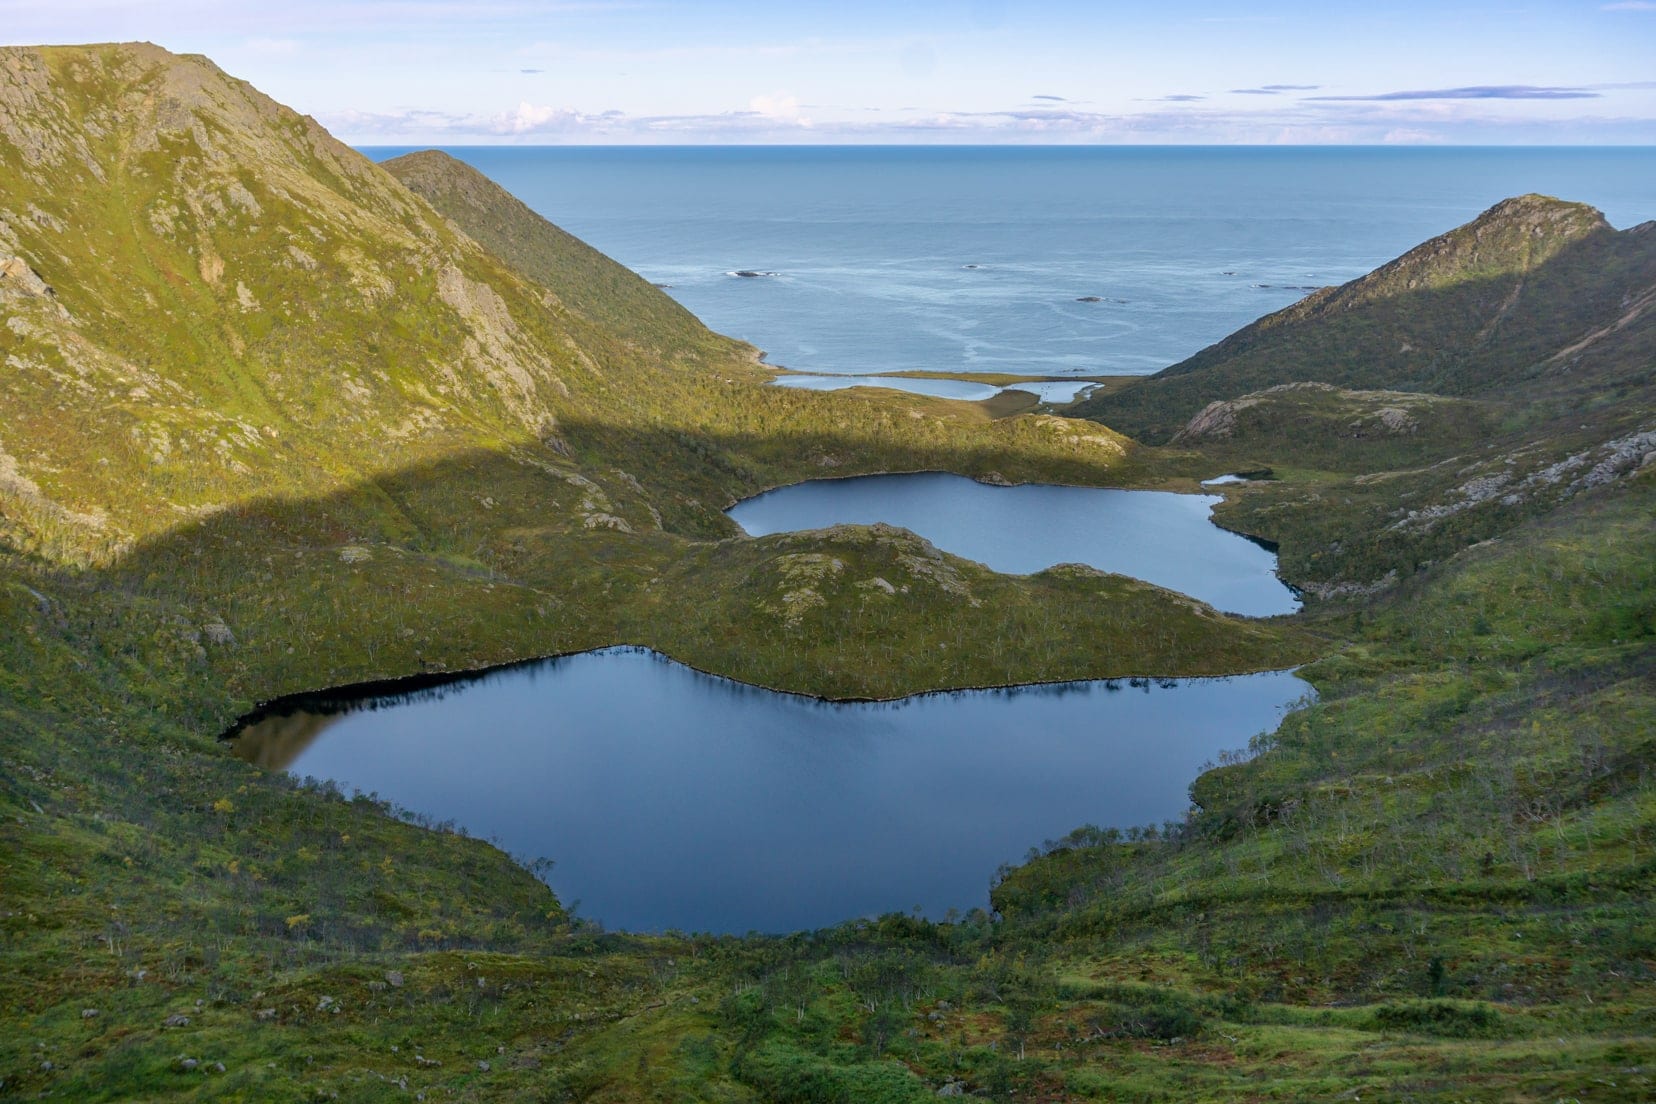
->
[
  {"left": 1336, "top": 194, "right": 1610, "bottom": 307},
  {"left": 1074, "top": 194, "right": 1652, "bottom": 441}
]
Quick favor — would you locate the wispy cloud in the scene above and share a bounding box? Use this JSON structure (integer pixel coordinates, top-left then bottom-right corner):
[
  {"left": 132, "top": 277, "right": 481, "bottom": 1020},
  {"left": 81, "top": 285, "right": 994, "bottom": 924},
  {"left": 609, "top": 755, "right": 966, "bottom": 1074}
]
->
[
  {"left": 1311, "top": 84, "right": 1600, "bottom": 101},
  {"left": 1159, "top": 94, "right": 1205, "bottom": 102},
  {"left": 330, "top": 95, "right": 1654, "bottom": 146},
  {"left": 1601, "top": 1, "right": 1656, "bottom": 9},
  {"left": 1031, "top": 94, "right": 1068, "bottom": 102},
  {"left": 1231, "top": 84, "right": 1320, "bottom": 95}
]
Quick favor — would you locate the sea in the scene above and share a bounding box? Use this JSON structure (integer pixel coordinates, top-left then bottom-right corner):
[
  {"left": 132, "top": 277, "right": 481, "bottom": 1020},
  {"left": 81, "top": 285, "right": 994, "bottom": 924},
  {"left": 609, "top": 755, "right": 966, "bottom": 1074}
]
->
[{"left": 364, "top": 146, "right": 1656, "bottom": 384}]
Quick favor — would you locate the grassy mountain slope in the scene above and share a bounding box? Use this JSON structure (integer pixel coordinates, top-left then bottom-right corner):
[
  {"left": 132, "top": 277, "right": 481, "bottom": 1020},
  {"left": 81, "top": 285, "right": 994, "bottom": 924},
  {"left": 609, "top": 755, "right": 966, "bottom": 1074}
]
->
[
  {"left": 1075, "top": 195, "right": 1656, "bottom": 443},
  {"left": 381, "top": 148, "right": 741, "bottom": 367},
  {"left": 0, "top": 41, "right": 1289, "bottom": 705},
  {"left": 1073, "top": 196, "right": 1656, "bottom": 602},
  {"left": 0, "top": 42, "right": 1651, "bottom": 1103}
]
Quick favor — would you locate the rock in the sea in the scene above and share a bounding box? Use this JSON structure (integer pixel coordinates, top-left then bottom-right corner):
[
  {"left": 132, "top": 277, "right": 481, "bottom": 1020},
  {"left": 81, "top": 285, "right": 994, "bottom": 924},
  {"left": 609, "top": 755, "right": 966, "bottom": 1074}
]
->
[
  {"left": 1075, "top": 295, "right": 1104, "bottom": 302},
  {"left": 729, "top": 270, "right": 780, "bottom": 278}
]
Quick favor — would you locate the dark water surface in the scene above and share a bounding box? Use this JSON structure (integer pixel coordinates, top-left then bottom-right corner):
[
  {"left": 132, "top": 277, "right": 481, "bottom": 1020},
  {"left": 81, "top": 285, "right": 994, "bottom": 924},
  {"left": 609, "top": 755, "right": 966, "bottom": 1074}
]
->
[
  {"left": 230, "top": 649, "right": 1308, "bottom": 933},
  {"left": 727, "top": 472, "right": 1297, "bottom": 618}
]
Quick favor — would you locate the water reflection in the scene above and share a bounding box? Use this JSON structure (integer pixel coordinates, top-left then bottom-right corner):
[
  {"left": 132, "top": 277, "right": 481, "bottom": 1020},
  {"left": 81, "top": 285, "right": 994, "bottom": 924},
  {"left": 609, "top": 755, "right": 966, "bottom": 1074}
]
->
[{"left": 228, "top": 648, "right": 1309, "bottom": 934}]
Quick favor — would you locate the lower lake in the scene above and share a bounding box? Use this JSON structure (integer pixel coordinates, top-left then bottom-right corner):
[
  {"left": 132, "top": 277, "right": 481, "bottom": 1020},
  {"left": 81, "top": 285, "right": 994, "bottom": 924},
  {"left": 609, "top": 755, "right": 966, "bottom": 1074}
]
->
[
  {"left": 727, "top": 472, "right": 1298, "bottom": 618},
  {"left": 229, "top": 648, "right": 1309, "bottom": 934}
]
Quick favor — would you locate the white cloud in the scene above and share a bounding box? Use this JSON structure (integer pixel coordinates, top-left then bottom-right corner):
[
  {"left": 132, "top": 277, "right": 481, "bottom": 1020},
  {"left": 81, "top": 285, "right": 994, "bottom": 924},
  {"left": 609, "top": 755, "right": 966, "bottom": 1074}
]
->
[
  {"left": 493, "top": 101, "right": 586, "bottom": 134},
  {"left": 748, "top": 92, "right": 802, "bottom": 120}
]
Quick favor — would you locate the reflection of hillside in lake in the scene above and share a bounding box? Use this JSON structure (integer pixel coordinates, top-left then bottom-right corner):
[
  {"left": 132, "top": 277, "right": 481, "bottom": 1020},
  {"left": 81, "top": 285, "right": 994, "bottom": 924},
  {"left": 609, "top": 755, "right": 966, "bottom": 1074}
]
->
[
  {"left": 231, "top": 710, "right": 343, "bottom": 771},
  {"left": 727, "top": 472, "right": 1299, "bottom": 617},
  {"left": 227, "top": 647, "right": 1310, "bottom": 934}
]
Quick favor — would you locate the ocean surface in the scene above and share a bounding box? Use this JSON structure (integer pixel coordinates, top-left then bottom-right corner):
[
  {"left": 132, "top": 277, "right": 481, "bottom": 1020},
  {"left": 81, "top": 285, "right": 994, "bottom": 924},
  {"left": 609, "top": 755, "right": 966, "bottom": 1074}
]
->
[{"left": 366, "top": 146, "right": 1656, "bottom": 381}]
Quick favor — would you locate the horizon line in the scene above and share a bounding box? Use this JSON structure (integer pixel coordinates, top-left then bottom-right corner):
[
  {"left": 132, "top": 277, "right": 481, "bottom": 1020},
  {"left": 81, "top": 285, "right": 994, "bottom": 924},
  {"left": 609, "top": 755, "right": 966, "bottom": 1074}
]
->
[{"left": 349, "top": 141, "right": 1656, "bottom": 150}]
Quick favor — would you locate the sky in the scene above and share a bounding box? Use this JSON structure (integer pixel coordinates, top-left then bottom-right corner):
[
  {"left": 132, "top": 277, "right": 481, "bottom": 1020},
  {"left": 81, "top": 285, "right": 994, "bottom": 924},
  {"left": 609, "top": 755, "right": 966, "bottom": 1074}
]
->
[{"left": 4, "top": 1, "right": 1655, "bottom": 144}]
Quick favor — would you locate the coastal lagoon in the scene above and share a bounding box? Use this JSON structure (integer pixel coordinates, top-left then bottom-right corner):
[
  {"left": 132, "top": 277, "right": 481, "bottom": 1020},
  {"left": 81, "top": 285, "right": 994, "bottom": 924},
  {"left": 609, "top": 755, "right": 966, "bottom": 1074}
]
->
[
  {"left": 728, "top": 473, "right": 1298, "bottom": 618},
  {"left": 773, "top": 375, "right": 1098, "bottom": 404},
  {"left": 229, "top": 649, "right": 1308, "bottom": 933}
]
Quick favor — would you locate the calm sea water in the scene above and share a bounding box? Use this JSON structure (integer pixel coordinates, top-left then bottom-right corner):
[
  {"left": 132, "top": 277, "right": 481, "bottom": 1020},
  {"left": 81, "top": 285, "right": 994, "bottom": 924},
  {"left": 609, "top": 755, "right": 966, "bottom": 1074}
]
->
[
  {"left": 727, "top": 473, "right": 1298, "bottom": 617},
  {"left": 366, "top": 146, "right": 1656, "bottom": 380},
  {"left": 229, "top": 649, "right": 1308, "bottom": 933}
]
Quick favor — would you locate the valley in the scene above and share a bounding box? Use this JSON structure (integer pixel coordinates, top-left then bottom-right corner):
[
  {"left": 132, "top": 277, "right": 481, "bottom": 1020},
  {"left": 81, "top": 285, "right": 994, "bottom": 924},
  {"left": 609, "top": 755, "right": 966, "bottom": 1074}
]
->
[{"left": 0, "top": 43, "right": 1651, "bottom": 1102}]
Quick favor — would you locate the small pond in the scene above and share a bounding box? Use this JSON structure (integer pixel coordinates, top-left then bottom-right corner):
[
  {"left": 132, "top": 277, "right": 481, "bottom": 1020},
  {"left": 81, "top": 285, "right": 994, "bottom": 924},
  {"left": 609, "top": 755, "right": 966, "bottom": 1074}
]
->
[
  {"left": 773, "top": 374, "right": 1003, "bottom": 401},
  {"left": 229, "top": 648, "right": 1309, "bottom": 934},
  {"left": 727, "top": 472, "right": 1298, "bottom": 617}
]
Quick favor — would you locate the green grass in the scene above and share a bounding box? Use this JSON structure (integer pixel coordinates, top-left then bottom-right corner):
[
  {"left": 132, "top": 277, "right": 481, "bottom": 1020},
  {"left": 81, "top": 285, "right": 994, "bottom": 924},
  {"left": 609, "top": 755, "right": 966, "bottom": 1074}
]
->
[{"left": 0, "top": 42, "right": 1652, "bottom": 1102}]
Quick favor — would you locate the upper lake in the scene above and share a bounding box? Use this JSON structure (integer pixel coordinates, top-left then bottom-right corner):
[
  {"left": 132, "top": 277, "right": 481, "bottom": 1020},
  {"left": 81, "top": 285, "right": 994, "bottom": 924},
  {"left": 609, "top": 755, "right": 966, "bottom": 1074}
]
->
[
  {"left": 727, "top": 472, "right": 1298, "bottom": 618},
  {"left": 229, "top": 649, "right": 1308, "bottom": 934}
]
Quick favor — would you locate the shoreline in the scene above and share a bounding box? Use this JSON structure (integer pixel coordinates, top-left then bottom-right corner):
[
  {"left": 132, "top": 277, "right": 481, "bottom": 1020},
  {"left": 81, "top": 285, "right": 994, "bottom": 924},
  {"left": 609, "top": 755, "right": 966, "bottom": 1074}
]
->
[{"left": 221, "top": 641, "right": 1311, "bottom": 740}]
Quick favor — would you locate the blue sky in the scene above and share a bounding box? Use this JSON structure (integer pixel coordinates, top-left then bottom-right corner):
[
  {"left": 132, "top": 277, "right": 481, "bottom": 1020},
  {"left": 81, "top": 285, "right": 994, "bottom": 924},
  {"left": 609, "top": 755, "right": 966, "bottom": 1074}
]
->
[{"left": 5, "top": 1, "right": 1654, "bottom": 143}]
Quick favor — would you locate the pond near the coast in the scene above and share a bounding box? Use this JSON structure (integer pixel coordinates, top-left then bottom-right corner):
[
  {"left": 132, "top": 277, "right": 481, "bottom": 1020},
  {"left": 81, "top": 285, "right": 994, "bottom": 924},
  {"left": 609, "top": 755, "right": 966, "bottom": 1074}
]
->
[
  {"left": 728, "top": 472, "right": 1298, "bottom": 617},
  {"left": 229, "top": 649, "right": 1308, "bottom": 934}
]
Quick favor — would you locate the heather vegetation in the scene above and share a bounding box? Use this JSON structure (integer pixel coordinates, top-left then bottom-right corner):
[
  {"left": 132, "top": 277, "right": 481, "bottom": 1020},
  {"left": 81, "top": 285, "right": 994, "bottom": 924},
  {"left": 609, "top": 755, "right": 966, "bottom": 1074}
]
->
[{"left": 1, "top": 43, "right": 1651, "bottom": 1102}]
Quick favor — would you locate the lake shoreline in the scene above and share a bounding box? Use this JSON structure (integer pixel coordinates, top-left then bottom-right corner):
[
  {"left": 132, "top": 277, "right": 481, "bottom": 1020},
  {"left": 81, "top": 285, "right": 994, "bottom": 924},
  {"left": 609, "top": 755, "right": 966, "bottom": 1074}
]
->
[
  {"left": 219, "top": 469, "right": 1309, "bottom": 737},
  {"left": 221, "top": 641, "right": 1310, "bottom": 741}
]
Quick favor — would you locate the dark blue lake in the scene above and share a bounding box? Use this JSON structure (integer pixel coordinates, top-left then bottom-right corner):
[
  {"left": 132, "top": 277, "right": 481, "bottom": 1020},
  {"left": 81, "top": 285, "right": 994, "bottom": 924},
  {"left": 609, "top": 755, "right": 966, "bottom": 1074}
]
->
[
  {"left": 230, "top": 648, "right": 1308, "bottom": 934},
  {"left": 727, "top": 472, "right": 1298, "bottom": 618}
]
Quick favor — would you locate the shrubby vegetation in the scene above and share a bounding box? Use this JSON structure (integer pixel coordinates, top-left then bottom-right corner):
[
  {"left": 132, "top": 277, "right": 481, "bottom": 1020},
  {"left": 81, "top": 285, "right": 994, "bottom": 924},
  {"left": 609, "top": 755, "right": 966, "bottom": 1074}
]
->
[{"left": 0, "top": 42, "right": 1650, "bottom": 1101}]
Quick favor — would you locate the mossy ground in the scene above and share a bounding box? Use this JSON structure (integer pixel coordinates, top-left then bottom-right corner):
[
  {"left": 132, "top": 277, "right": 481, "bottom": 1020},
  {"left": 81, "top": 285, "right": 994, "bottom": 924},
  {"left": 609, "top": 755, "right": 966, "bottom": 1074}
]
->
[{"left": 1, "top": 43, "right": 1652, "bottom": 1102}]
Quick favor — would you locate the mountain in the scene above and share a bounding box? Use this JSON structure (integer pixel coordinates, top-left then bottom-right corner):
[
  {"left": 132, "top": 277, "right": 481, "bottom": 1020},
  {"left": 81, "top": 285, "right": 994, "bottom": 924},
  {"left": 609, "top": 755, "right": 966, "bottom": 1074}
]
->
[
  {"left": 1075, "top": 194, "right": 1656, "bottom": 443},
  {"left": 1, "top": 43, "right": 1651, "bottom": 1103},
  {"left": 4, "top": 41, "right": 1248, "bottom": 701},
  {"left": 381, "top": 149, "right": 741, "bottom": 366},
  {"left": 0, "top": 42, "right": 732, "bottom": 556}
]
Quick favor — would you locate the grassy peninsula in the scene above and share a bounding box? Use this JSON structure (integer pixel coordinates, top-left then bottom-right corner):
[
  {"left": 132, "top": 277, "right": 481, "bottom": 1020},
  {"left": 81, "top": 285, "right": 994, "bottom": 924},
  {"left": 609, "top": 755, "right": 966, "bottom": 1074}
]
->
[{"left": 1, "top": 43, "right": 1651, "bottom": 1102}]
